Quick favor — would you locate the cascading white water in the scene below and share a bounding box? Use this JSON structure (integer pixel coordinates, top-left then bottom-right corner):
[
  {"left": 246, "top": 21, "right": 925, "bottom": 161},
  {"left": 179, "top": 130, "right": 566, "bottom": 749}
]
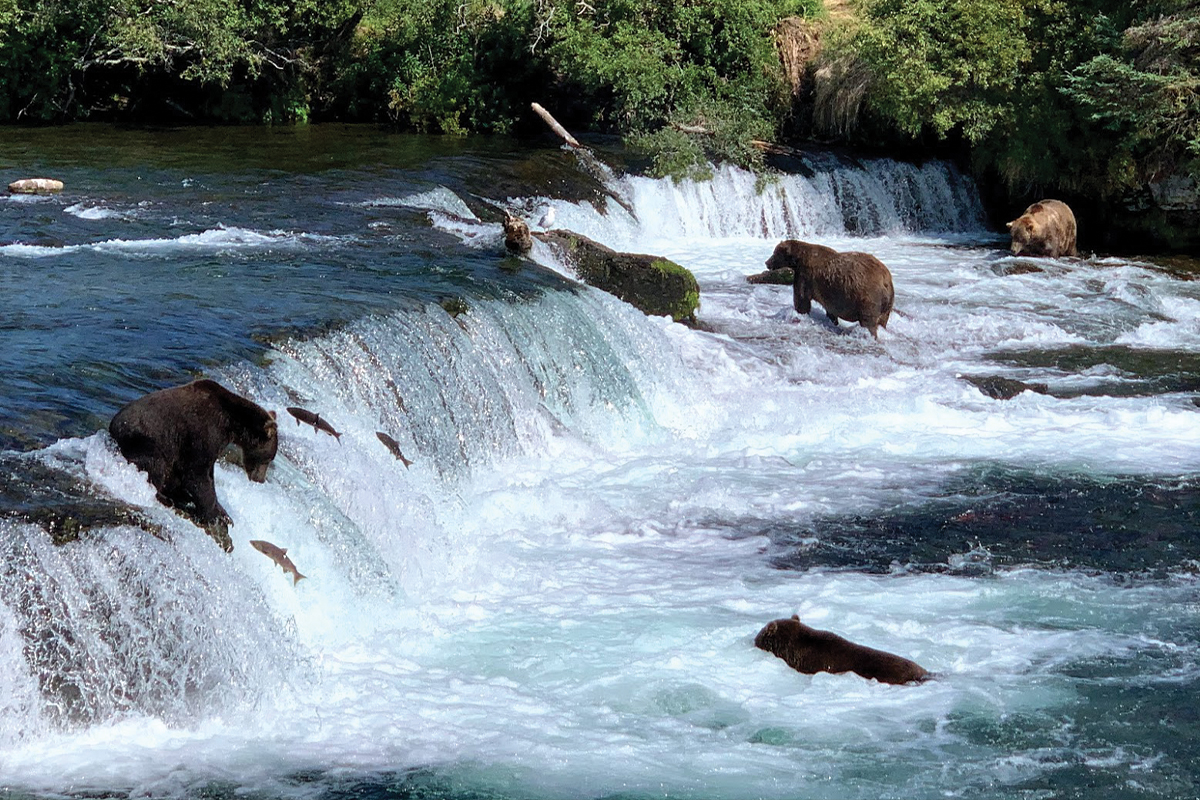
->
[
  {"left": 0, "top": 282, "right": 697, "bottom": 741},
  {"left": 525, "top": 156, "right": 987, "bottom": 250}
]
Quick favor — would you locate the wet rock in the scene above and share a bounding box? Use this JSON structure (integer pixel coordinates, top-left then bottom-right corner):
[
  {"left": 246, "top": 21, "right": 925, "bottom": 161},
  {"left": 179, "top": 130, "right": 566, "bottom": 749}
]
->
[
  {"left": 8, "top": 178, "right": 63, "bottom": 194},
  {"left": 995, "top": 260, "right": 1045, "bottom": 276},
  {"left": 747, "top": 268, "right": 794, "bottom": 285},
  {"left": 439, "top": 296, "right": 470, "bottom": 318},
  {"left": 962, "top": 375, "right": 1050, "bottom": 400},
  {"left": 1150, "top": 172, "right": 1200, "bottom": 212},
  {"left": 0, "top": 454, "right": 161, "bottom": 545},
  {"left": 536, "top": 230, "right": 700, "bottom": 324}
]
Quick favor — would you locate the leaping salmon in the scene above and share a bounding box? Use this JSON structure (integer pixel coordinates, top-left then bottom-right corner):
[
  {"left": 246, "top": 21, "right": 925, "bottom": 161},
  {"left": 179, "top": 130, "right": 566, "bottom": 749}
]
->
[
  {"left": 286, "top": 406, "right": 342, "bottom": 442},
  {"left": 249, "top": 539, "right": 307, "bottom": 585},
  {"left": 375, "top": 431, "right": 414, "bottom": 468}
]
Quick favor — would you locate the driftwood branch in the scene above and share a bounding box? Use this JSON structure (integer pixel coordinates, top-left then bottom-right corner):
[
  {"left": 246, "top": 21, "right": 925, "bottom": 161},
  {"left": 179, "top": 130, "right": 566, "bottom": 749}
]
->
[
  {"left": 531, "top": 102, "right": 582, "bottom": 148},
  {"left": 530, "top": 102, "right": 637, "bottom": 218}
]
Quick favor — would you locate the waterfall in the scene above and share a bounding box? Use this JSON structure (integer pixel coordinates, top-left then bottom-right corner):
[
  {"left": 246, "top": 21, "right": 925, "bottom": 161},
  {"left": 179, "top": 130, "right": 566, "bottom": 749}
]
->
[
  {"left": 0, "top": 510, "right": 302, "bottom": 743},
  {"left": 538, "top": 154, "right": 988, "bottom": 250},
  {"left": 0, "top": 284, "right": 693, "bottom": 738}
]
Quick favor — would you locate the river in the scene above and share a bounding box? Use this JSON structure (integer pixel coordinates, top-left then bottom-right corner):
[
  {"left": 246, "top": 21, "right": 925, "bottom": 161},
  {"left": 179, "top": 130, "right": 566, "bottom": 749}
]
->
[{"left": 1, "top": 125, "right": 1198, "bottom": 800}]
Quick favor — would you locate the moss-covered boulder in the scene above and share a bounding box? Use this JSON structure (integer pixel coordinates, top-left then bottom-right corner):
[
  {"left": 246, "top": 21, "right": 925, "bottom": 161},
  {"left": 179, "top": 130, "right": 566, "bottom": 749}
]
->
[{"left": 537, "top": 230, "right": 700, "bottom": 324}]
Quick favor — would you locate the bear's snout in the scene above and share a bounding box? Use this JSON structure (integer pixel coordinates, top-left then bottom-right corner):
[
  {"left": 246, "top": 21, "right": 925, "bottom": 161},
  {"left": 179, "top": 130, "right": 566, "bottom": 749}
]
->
[{"left": 245, "top": 461, "right": 271, "bottom": 483}]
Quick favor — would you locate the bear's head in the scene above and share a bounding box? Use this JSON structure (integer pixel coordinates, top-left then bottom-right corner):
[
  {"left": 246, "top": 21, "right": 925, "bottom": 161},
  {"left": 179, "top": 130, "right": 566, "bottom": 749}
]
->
[
  {"left": 242, "top": 411, "right": 278, "bottom": 483},
  {"left": 767, "top": 241, "right": 818, "bottom": 273},
  {"left": 755, "top": 614, "right": 804, "bottom": 652},
  {"left": 1007, "top": 214, "right": 1040, "bottom": 254},
  {"left": 765, "top": 242, "right": 790, "bottom": 272}
]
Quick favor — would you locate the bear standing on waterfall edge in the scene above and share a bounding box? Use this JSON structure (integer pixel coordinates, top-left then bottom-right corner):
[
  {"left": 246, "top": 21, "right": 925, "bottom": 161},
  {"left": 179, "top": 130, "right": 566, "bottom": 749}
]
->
[
  {"left": 109, "top": 379, "right": 278, "bottom": 552},
  {"left": 1006, "top": 199, "right": 1078, "bottom": 258},
  {"left": 754, "top": 615, "right": 931, "bottom": 685},
  {"left": 766, "top": 240, "right": 894, "bottom": 339}
]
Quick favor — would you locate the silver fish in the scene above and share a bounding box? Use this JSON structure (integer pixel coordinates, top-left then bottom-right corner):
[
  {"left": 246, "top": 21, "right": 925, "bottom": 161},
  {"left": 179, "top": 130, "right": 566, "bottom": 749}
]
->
[
  {"left": 286, "top": 406, "right": 341, "bottom": 441},
  {"left": 376, "top": 431, "right": 414, "bottom": 468},
  {"left": 249, "top": 539, "right": 307, "bottom": 585}
]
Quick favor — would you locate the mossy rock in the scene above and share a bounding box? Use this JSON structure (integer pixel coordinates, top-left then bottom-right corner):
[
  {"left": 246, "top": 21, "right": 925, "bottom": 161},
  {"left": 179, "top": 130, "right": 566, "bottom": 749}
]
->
[
  {"left": 537, "top": 230, "right": 700, "bottom": 324},
  {"left": 747, "top": 268, "right": 794, "bottom": 285},
  {"left": 439, "top": 296, "right": 470, "bottom": 318}
]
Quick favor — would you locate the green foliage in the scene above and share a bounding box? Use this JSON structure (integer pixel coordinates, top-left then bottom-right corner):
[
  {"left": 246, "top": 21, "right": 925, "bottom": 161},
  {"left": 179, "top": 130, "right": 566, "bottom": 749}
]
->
[
  {"left": 0, "top": 0, "right": 360, "bottom": 121},
  {"left": 1063, "top": 11, "right": 1200, "bottom": 179},
  {"left": 834, "top": 0, "right": 1198, "bottom": 196},
  {"left": 359, "top": 0, "right": 541, "bottom": 134},
  {"left": 850, "top": 0, "right": 1036, "bottom": 141},
  {"left": 542, "top": 0, "right": 820, "bottom": 176}
]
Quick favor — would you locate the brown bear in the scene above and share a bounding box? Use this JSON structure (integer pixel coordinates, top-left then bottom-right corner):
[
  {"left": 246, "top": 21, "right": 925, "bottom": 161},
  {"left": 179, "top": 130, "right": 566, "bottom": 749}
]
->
[
  {"left": 1006, "top": 199, "right": 1077, "bottom": 258},
  {"left": 765, "top": 240, "right": 894, "bottom": 339},
  {"left": 754, "top": 615, "right": 930, "bottom": 685},
  {"left": 109, "top": 379, "right": 278, "bottom": 551}
]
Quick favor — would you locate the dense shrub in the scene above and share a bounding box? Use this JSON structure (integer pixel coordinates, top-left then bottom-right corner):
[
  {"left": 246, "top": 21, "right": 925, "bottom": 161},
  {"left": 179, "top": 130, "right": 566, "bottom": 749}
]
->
[
  {"left": 543, "top": 0, "right": 818, "bottom": 175},
  {"left": 0, "top": 0, "right": 820, "bottom": 174},
  {"left": 0, "top": 0, "right": 361, "bottom": 122},
  {"left": 830, "top": 0, "right": 1198, "bottom": 197}
]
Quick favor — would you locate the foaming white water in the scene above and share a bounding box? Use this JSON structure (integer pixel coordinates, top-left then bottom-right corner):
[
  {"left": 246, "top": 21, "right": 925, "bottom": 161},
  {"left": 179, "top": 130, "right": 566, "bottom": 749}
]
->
[
  {"left": 63, "top": 202, "right": 129, "bottom": 221},
  {"left": 3, "top": 156, "right": 1199, "bottom": 799},
  {"left": 0, "top": 226, "right": 328, "bottom": 258}
]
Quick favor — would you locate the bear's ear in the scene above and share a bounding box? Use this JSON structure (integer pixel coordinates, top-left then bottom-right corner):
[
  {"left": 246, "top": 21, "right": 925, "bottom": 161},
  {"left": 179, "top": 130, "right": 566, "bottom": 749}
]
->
[
  {"left": 791, "top": 614, "right": 800, "bottom": 621},
  {"left": 1006, "top": 221, "right": 1014, "bottom": 229},
  {"left": 265, "top": 415, "right": 278, "bottom": 436},
  {"left": 268, "top": 410, "right": 277, "bottom": 419}
]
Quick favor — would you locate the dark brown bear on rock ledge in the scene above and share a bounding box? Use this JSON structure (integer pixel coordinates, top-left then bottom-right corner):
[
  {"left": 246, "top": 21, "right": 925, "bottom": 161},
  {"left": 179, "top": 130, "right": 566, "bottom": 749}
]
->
[
  {"left": 109, "top": 379, "right": 278, "bottom": 551},
  {"left": 1007, "top": 199, "right": 1078, "bottom": 258},
  {"left": 766, "top": 240, "right": 894, "bottom": 339},
  {"left": 755, "top": 615, "right": 930, "bottom": 685}
]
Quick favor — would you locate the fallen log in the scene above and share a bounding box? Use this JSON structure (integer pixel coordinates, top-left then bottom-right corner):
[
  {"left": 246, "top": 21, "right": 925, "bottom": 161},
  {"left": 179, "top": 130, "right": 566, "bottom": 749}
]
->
[
  {"left": 530, "top": 102, "right": 636, "bottom": 217},
  {"left": 531, "top": 102, "right": 582, "bottom": 148}
]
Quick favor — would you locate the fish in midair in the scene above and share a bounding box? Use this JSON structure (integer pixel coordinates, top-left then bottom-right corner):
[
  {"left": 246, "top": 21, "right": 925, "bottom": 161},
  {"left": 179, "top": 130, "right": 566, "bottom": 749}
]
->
[
  {"left": 249, "top": 539, "right": 307, "bottom": 585},
  {"left": 286, "top": 406, "right": 341, "bottom": 442},
  {"left": 376, "top": 431, "right": 414, "bottom": 468}
]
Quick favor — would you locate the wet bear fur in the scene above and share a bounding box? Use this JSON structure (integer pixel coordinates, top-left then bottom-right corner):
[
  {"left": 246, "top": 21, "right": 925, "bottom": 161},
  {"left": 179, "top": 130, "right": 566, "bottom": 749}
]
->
[
  {"left": 109, "top": 379, "right": 278, "bottom": 550},
  {"left": 1006, "top": 199, "right": 1077, "bottom": 258},
  {"left": 766, "top": 240, "right": 894, "bottom": 339},
  {"left": 754, "top": 615, "right": 930, "bottom": 685}
]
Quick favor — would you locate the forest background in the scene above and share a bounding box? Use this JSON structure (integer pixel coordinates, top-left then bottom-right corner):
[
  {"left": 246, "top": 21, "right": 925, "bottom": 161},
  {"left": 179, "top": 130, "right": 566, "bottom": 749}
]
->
[{"left": 0, "top": 0, "right": 1196, "bottom": 250}]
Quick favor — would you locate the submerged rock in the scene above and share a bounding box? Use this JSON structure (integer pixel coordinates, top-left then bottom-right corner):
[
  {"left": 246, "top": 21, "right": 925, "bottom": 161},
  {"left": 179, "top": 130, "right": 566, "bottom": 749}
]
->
[
  {"left": 962, "top": 374, "right": 1050, "bottom": 400},
  {"left": 536, "top": 230, "right": 700, "bottom": 324}
]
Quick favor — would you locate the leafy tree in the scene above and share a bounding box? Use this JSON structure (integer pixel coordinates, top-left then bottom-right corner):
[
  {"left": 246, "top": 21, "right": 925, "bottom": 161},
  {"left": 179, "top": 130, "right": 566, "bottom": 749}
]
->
[
  {"left": 1064, "top": 10, "right": 1200, "bottom": 182},
  {"left": 541, "top": 0, "right": 820, "bottom": 175},
  {"left": 0, "top": 0, "right": 360, "bottom": 121},
  {"left": 848, "top": 0, "right": 1037, "bottom": 142},
  {"left": 833, "top": 0, "right": 1196, "bottom": 197}
]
